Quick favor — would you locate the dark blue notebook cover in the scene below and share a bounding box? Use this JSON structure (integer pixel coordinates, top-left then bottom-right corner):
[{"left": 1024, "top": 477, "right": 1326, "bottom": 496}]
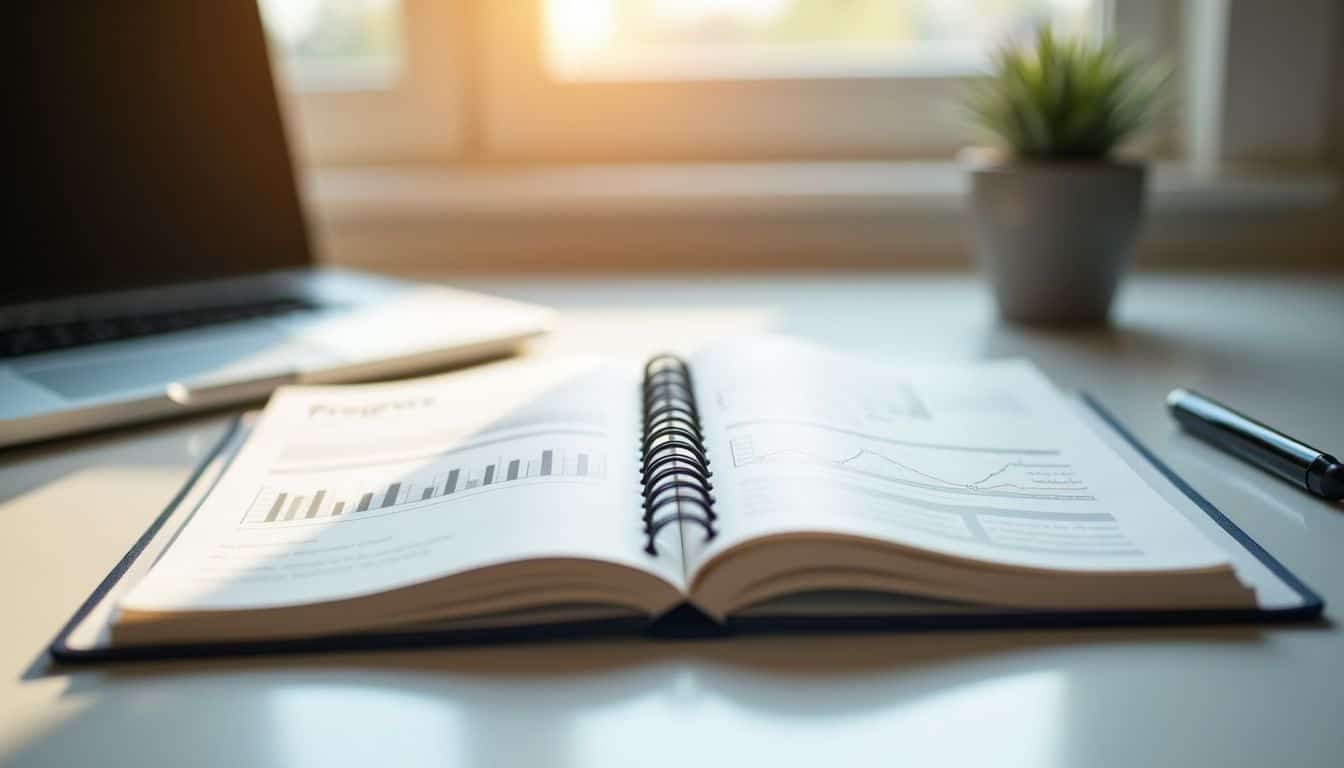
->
[{"left": 48, "top": 397, "right": 1324, "bottom": 664}]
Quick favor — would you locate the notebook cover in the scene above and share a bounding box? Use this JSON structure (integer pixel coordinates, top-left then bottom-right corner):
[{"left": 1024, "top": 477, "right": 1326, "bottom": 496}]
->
[{"left": 47, "top": 396, "right": 1324, "bottom": 663}]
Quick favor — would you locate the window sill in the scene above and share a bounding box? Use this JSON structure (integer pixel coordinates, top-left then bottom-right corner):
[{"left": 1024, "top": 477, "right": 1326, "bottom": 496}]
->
[
  {"left": 310, "top": 161, "right": 1336, "bottom": 217},
  {"left": 305, "top": 161, "right": 1340, "bottom": 271}
]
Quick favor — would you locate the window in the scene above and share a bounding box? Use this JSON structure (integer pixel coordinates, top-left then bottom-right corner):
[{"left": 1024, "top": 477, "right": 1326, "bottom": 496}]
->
[
  {"left": 541, "top": 0, "right": 1098, "bottom": 82},
  {"left": 261, "top": 1, "right": 1339, "bottom": 272},
  {"left": 263, "top": 0, "right": 1145, "bottom": 164},
  {"left": 259, "top": 0, "right": 462, "bottom": 164},
  {"left": 260, "top": 0, "right": 404, "bottom": 90},
  {"left": 484, "top": 0, "right": 1122, "bottom": 161}
]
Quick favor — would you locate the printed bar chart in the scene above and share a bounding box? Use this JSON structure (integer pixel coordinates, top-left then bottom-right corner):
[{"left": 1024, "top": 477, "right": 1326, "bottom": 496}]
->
[
  {"left": 306, "top": 491, "right": 325, "bottom": 519},
  {"left": 245, "top": 445, "right": 607, "bottom": 525},
  {"left": 285, "top": 496, "right": 304, "bottom": 521},
  {"left": 264, "top": 493, "right": 286, "bottom": 523}
]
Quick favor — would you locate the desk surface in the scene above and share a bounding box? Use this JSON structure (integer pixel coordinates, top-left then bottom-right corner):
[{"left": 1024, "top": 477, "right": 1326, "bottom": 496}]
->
[{"left": 2, "top": 273, "right": 1342, "bottom": 768}]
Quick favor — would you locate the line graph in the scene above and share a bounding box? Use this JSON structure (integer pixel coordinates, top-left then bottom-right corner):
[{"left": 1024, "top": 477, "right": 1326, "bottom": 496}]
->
[
  {"left": 729, "top": 432, "right": 1094, "bottom": 502},
  {"left": 837, "top": 449, "right": 1077, "bottom": 493}
]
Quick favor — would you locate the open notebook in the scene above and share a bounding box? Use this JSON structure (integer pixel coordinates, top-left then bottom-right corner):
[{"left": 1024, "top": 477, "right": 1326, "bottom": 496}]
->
[{"left": 51, "top": 337, "right": 1321, "bottom": 661}]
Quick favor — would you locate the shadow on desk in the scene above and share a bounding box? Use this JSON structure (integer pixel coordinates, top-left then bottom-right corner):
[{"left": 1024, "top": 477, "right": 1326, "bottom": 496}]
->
[
  {"left": 7, "top": 626, "right": 1294, "bottom": 768},
  {"left": 28, "top": 623, "right": 1273, "bottom": 684},
  {"left": 979, "top": 322, "right": 1207, "bottom": 373}
]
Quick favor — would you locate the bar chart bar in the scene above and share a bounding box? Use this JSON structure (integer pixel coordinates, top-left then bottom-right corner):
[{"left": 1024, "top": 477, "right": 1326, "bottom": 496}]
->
[
  {"left": 264, "top": 493, "right": 287, "bottom": 523},
  {"left": 382, "top": 483, "right": 401, "bottom": 508},
  {"left": 285, "top": 495, "right": 305, "bottom": 521},
  {"left": 306, "top": 490, "right": 326, "bottom": 519},
  {"left": 507, "top": 459, "right": 520, "bottom": 481},
  {"left": 577, "top": 453, "right": 589, "bottom": 477},
  {"left": 357, "top": 493, "right": 373, "bottom": 512},
  {"left": 541, "top": 450, "right": 553, "bottom": 476},
  {"left": 483, "top": 465, "right": 495, "bottom": 486},
  {"left": 445, "top": 469, "right": 460, "bottom": 495},
  {"left": 333, "top": 501, "right": 345, "bottom": 516},
  {"left": 421, "top": 487, "right": 433, "bottom": 500}
]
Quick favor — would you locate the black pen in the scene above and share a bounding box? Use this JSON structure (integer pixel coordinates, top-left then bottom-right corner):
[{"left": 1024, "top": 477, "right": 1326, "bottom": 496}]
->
[{"left": 1167, "top": 389, "right": 1343, "bottom": 501}]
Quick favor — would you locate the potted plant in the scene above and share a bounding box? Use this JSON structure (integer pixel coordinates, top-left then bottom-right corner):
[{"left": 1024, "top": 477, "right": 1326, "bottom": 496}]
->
[{"left": 964, "top": 27, "right": 1168, "bottom": 324}]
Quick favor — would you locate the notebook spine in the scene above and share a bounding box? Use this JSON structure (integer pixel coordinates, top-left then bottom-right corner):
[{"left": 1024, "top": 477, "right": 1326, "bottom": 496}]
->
[{"left": 640, "top": 354, "right": 716, "bottom": 555}]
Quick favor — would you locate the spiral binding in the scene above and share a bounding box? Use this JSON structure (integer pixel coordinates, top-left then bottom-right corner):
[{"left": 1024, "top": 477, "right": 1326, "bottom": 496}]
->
[{"left": 640, "top": 354, "right": 716, "bottom": 555}]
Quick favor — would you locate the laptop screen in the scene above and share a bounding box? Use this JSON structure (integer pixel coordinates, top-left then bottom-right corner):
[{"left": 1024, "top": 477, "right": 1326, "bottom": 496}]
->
[{"left": 10, "top": 2, "right": 311, "bottom": 306}]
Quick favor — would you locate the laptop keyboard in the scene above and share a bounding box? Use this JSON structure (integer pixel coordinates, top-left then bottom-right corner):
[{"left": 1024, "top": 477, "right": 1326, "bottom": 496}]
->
[{"left": 1, "top": 298, "right": 320, "bottom": 359}]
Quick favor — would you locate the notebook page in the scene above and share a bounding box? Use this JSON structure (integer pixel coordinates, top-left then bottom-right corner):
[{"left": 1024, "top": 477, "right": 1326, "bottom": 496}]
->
[
  {"left": 687, "top": 336, "right": 1233, "bottom": 576},
  {"left": 119, "top": 357, "right": 683, "bottom": 615}
]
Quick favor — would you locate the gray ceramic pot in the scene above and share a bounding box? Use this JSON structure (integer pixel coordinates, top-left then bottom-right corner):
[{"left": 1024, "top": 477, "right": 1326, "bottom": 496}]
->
[{"left": 969, "top": 161, "right": 1147, "bottom": 324}]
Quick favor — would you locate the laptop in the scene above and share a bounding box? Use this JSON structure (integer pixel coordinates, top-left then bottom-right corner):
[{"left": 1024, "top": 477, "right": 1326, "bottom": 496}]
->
[{"left": 3, "top": 3, "right": 552, "bottom": 449}]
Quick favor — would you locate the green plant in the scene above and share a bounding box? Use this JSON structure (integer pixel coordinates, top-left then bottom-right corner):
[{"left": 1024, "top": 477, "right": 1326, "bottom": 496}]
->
[{"left": 965, "top": 26, "right": 1169, "bottom": 159}]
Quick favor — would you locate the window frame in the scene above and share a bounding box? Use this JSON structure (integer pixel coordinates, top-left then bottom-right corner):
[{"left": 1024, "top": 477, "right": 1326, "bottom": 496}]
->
[
  {"left": 281, "top": 1, "right": 1339, "bottom": 273},
  {"left": 272, "top": 0, "right": 1176, "bottom": 164},
  {"left": 268, "top": 0, "right": 467, "bottom": 165},
  {"left": 473, "top": 0, "right": 1171, "bottom": 163}
]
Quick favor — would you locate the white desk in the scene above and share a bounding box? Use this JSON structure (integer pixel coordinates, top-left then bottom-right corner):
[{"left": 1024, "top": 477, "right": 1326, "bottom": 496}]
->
[{"left": 3, "top": 272, "right": 1342, "bottom": 767}]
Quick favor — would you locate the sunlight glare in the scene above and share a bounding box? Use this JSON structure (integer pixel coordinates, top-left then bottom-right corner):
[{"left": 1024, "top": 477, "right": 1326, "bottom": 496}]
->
[
  {"left": 545, "top": 0, "right": 618, "bottom": 59},
  {"left": 644, "top": 0, "right": 792, "bottom": 25}
]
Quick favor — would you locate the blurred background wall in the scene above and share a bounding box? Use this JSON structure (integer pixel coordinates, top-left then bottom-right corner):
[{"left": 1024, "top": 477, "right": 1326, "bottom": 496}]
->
[{"left": 252, "top": 0, "right": 1341, "bottom": 273}]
